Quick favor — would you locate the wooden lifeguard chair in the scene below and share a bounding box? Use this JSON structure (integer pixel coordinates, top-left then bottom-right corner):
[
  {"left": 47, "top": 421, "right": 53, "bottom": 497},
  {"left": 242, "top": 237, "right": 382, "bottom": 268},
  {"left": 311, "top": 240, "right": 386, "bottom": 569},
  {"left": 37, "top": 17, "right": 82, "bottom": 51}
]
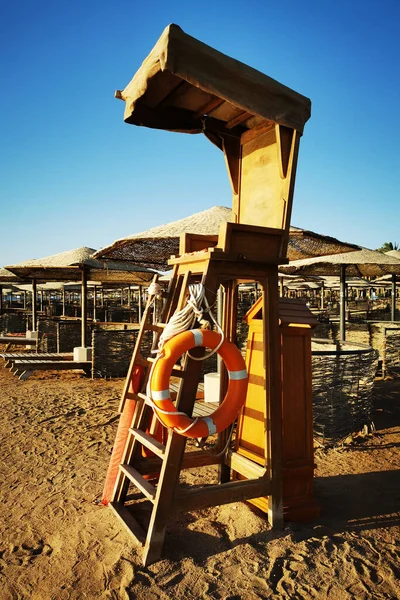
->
[{"left": 106, "top": 24, "right": 312, "bottom": 565}]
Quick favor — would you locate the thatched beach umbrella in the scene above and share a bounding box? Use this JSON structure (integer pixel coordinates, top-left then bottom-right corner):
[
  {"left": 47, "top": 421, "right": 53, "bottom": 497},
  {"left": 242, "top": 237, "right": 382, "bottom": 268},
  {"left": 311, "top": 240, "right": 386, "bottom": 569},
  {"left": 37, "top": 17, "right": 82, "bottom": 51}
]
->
[
  {"left": 384, "top": 251, "right": 400, "bottom": 319},
  {"left": 94, "top": 205, "right": 360, "bottom": 269},
  {"left": 280, "top": 249, "right": 400, "bottom": 340},
  {"left": 6, "top": 247, "right": 155, "bottom": 346},
  {"left": 0, "top": 268, "right": 24, "bottom": 314}
]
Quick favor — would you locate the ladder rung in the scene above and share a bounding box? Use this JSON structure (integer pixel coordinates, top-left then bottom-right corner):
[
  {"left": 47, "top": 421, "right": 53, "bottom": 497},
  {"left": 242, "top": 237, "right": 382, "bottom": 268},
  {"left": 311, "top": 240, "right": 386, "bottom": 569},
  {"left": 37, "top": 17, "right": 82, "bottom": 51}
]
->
[
  {"left": 146, "top": 356, "right": 184, "bottom": 371},
  {"left": 145, "top": 323, "right": 165, "bottom": 333},
  {"left": 120, "top": 464, "right": 157, "bottom": 501},
  {"left": 130, "top": 428, "right": 166, "bottom": 457}
]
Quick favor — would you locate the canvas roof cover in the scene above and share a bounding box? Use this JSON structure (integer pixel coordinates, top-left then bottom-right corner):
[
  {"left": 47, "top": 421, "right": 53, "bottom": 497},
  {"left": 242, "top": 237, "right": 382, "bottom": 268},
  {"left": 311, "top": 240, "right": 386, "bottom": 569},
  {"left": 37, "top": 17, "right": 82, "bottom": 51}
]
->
[{"left": 116, "top": 24, "right": 311, "bottom": 137}]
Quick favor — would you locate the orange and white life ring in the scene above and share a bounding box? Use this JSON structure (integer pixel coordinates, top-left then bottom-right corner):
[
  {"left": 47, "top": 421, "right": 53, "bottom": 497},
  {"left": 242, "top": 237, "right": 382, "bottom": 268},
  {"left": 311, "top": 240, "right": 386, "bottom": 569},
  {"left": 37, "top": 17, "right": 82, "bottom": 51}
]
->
[{"left": 149, "top": 328, "right": 248, "bottom": 438}]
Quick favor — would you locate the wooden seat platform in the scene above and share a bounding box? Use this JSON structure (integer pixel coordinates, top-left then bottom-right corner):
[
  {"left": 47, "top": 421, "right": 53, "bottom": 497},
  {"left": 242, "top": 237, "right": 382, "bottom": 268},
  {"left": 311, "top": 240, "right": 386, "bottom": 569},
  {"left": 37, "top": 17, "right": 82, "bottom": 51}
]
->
[
  {"left": 1, "top": 352, "right": 73, "bottom": 368},
  {"left": 9, "top": 359, "right": 92, "bottom": 380},
  {"left": 0, "top": 336, "right": 37, "bottom": 347},
  {"left": 192, "top": 400, "right": 218, "bottom": 418}
]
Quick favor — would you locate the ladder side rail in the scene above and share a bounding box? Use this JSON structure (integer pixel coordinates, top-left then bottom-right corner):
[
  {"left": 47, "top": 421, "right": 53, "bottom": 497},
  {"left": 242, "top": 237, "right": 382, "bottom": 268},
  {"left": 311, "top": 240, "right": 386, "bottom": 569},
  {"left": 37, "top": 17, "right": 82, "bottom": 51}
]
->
[
  {"left": 119, "top": 275, "right": 159, "bottom": 413},
  {"left": 142, "top": 345, "right": 206, "bottom": 566}
]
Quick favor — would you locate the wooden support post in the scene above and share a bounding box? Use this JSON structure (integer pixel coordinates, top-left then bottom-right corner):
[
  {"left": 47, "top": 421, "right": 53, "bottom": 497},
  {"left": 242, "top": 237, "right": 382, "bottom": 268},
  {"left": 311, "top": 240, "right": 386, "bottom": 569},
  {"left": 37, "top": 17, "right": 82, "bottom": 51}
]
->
[
  {"left": 339, "top": 265, "right": 347, "bottom": 341},
  {"left": 93, "top": 286, "right": 97, "bottom": 322},
  {"left": 0, "top": 285, "right": 2, "bottom": 314},
  {"left": 81, "top": 268, "right": 88, "bottom": 347},
  {"left": 32, "top": 279, "right": 37, "bottom": 332},
  {"left": 391, "top": 274, "right": 397, "bottom": 321},
  {"left": 261, "top": 273, "right": 284, "bottom": 528},
  {"left": 138, "top": 285, "right": 143, "bottom": 322}
]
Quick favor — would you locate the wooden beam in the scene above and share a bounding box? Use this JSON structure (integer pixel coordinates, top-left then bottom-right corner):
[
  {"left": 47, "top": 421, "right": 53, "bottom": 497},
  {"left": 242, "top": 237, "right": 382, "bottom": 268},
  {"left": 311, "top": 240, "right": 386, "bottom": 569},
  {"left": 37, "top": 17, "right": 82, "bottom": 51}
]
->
[
  {"left": 225, "top": 111, "right": 252, "bottom": 129},
  {"left": 174, "top": 478, "right": 271, "bottom": 512},
  {"left": 194, "top": 97, "right": 225, "bottom": 119},
  {"left": 157, "top": 80, "right": 188, "bottom": 107}
]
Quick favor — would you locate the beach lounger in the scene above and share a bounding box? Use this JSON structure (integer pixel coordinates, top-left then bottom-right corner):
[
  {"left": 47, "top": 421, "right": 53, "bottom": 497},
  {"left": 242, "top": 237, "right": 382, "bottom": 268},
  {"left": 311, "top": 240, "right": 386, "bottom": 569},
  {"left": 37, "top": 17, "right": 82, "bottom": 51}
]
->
[
  {"left": 10, "top": 359, "right": 92, "bottom": 380},
  {"left": 0, "top": 336, "right": 37, "bottom": 351},
  {"left": 0, "top": 352, "right": 73, "bottom": 369}
]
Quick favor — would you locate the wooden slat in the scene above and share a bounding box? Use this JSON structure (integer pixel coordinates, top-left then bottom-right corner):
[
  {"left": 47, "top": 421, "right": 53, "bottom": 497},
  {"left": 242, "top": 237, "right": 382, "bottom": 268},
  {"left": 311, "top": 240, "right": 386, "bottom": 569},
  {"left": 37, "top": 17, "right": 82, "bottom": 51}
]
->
[
  {"left": 119, "top": 464, "right": 157, "bottom": 501},
  {"left": 174, "top": 478, "right": 271, "bottom": 512},
  {"left": 226, "top": 450, "right": 266, "bottom": 479},
  {"left": 225, "top": 110, "right": 252, "bottom": 129},
  {"left": 0, "top": 353, "right": 73, "bottom": 361},
  {"left": 192, "top": 401, "right": 218, "bottom": 418},
  {"left": 130, "top": 428, "right": 166, "bottom": 458},
  {"left": 193, "top": 97, "right": 225, "bottom": 118},
  {"left": 108, "top": 502, "right": 146, "bottom": 545},
  {"left": 11, "top": 360, "right": 91, "bottom": 370},
  {"left": 0, "top": 336, "right": 36, "bottom": 345}
]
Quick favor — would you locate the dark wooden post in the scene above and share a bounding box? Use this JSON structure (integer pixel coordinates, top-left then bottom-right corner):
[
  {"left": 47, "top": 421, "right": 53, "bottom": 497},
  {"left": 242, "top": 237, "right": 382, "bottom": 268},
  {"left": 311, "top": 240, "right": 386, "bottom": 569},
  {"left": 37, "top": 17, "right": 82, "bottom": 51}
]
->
[
  {"left": 391, "top": 274, "right": 397, "bottom": 321},
  {"left": 339, "top": 265, "right": 347, "bottom": 341},
  {"left": 0, "top": 285, "right": 3, "bottom": 314},
  {"left": 81, "top": 268, "right": 88, "bottom": 347},
  {"left": 93, "top": 285, "right": 97, "bottom": 322},
  {"left": 32, "top": 279, "right": 37, "bottom": 332},
  {"left": 138, "top": 285, "right": 143, "bottom": 322}
]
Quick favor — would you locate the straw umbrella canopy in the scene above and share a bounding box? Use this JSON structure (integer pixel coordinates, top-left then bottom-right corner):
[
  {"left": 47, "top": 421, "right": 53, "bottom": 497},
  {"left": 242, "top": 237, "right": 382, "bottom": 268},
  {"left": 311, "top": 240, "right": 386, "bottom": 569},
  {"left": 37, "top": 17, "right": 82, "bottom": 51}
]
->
[
  {"left": 386, "top": 250, "right": 400, "bottom": 259},
  {"left": 0, "top": 268, "right": 24, "bottom": 313},
  {"left": 94, "top": 205, "right": 360, "bottom": 269},
  {"left": 6, "top": 246, "right": 155, "bottom": 345},
  {"left": 280, "top": 249, "right": 400, "bottom": 339}
]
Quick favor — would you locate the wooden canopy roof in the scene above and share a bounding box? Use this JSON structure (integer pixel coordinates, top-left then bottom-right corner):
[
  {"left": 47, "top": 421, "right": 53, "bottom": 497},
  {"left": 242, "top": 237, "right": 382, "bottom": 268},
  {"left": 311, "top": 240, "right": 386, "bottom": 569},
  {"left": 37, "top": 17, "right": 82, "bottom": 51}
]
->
[{"left": 116, "top": 23, "right": 311, "bottom": 144}]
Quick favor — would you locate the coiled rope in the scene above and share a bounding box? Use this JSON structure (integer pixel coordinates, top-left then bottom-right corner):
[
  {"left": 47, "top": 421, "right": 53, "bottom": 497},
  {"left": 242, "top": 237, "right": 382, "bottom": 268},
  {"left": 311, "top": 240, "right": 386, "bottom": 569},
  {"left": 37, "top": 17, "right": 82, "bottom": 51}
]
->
[{"left": 146, "top": 283, "right": 225, "bottom": 437}]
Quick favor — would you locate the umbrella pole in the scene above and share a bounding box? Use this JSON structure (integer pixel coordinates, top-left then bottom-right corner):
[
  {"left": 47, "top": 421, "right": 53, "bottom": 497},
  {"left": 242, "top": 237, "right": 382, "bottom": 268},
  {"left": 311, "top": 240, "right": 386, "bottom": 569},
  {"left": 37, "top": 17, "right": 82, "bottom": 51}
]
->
[
  {"left": 32, "top": 279, "right": 37, "bottom": 332},
  {"left": 81, "top": 268, "right": 88, "bottom": 347},
  {"left": 138, "top": 285, "right": 143, "bottom": 322},
  {"left": 93, "top": 286, "right": 97, "bottom": 322},
  {"left": 391, "top": 274, "right": 397, "bottom": 321},
  {"left": 339, "top": 265, "right": 347, "bottom": 341}
]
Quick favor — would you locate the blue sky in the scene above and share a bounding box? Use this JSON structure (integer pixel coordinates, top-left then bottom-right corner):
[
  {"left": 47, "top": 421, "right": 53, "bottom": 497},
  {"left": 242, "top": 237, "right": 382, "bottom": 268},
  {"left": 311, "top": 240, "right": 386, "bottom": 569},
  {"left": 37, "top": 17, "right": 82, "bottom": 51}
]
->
[{"left": 1, "top": 0, "right": 399, "bottom": 265}]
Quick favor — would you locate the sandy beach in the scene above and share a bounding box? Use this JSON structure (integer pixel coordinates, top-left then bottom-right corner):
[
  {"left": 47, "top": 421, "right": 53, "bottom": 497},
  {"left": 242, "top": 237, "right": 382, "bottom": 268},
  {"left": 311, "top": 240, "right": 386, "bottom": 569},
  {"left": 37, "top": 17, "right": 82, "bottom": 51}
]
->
[{"left": 0, "top": 359, "right": 399, "bottom": 600}]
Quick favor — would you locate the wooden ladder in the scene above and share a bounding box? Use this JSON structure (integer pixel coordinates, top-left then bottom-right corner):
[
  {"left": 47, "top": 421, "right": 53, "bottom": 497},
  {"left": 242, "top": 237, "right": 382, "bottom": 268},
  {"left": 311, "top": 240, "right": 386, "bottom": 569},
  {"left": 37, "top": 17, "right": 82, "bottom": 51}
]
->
[{"left": 108, "top": 245, "right": 282, "bottom": 566}]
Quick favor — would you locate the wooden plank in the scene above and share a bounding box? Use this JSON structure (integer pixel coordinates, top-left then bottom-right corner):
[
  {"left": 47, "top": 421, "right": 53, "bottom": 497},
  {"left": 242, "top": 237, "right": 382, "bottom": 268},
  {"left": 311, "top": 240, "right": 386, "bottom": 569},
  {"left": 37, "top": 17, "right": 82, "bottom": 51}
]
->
[
  {"left": 12, "top": 360, "right": 91, "bottom": 370},
  {"left": 119, "top": 465, "right": 157, "bottom": 501},
  {"left": 194, "top": 97, "right": 224, "bottom": 119},
  {"left": 225, "top": 110, "right": 252, "bottom": 129},
  {"left": 0, "top": 353, "right": 73, "bottom": 361},
  {"left": 174, "top": 478, "right": 271, "bottom": 512},
  {"left": 134, "top": 450, "right": 221, "bottom": 473},
  {"left": 108, "top": 502, "right": 146, "bottom": 545},
  {"left": 130, "top": 428, "right": 166, "bottom": 458},
  {"left": 0, "top": 337, "right": 36, "bottom": 345},
  {"left": 192, "top": 401, "right": 217, "bottom": 418},
  {"left": 226, "top": 450, "right": 266, "bottom": 479}
]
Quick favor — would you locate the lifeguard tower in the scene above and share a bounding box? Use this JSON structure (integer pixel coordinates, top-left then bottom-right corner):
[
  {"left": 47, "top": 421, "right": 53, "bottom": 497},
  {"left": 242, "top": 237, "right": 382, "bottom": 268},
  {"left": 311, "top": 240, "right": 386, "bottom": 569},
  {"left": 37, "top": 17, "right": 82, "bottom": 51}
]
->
[{"left": 104, "top": 24, "right": 314, "bottom": 565}]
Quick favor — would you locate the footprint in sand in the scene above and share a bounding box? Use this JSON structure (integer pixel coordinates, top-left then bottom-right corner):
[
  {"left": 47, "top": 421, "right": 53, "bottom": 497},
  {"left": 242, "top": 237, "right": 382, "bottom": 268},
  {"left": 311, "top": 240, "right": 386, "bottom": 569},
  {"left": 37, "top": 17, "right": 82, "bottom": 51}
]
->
[{"left": 0, "top": 540, "right": 53, "bottom": 567}]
